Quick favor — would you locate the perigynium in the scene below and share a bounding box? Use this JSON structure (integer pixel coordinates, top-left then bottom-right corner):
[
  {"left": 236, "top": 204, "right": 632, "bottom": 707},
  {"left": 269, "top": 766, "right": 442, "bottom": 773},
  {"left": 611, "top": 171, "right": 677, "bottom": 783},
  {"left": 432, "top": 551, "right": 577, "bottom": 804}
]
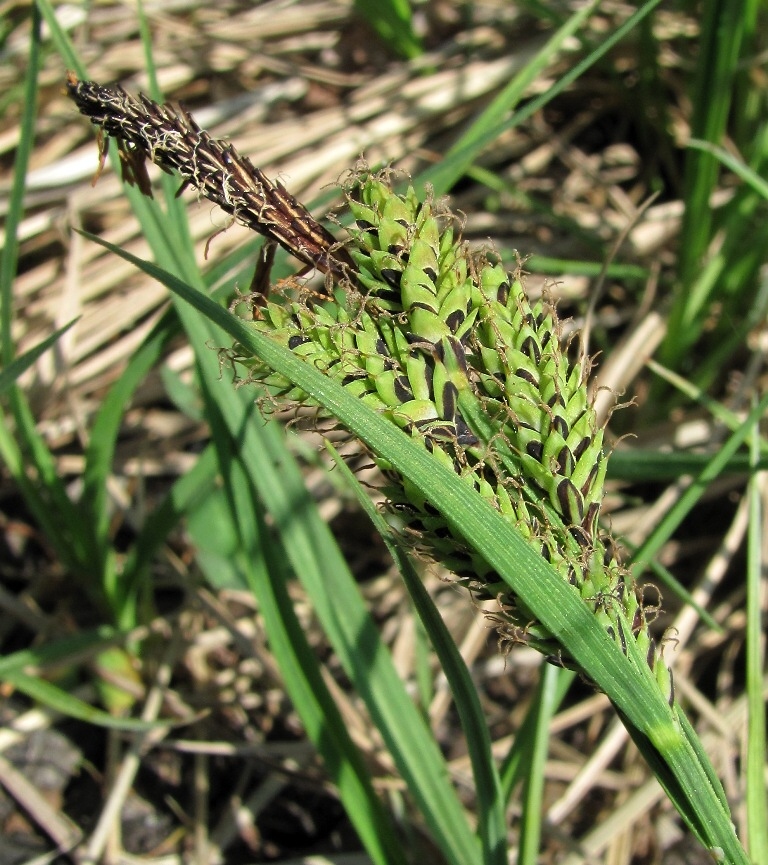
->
[{"left": 235, "top": 167, "right": 671, "bottom": 700}]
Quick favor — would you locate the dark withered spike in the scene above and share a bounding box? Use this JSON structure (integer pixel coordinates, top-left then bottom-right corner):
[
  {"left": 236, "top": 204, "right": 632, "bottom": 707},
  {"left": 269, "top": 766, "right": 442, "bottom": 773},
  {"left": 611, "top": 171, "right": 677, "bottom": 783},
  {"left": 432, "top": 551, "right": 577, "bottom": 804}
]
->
[{"left": 65, "top": 72, "right": 356, "bottom": 287}]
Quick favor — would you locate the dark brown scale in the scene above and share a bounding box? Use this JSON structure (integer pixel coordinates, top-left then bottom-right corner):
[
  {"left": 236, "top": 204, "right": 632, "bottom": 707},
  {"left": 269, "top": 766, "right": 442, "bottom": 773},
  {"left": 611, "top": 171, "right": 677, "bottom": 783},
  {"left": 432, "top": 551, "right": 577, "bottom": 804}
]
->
[
  {"left": 395, "top": 218, "right": 410, "bottom": 229},
  {"left": 376, "top": 338, "right": 390, "bottom": 357},
  {"left": 632, "top": 606, "right": 645, "bottom": 633},
  {"left": 540, "top": 331, "right": 551, "bottom": 349},
  {"left": 446, "top": 309, "right": 465, "bottom": 334},
  {"left": 423, "top": 266, "right": 438, "bottom": 283},
  {"left": 573, "top": 436, "right": 592, "bottom": 461},
  {"left": 560, "top": 481, "right": 585, "bottom": 525},
  {"left": 381, "top": 268, "right": 403, "bottom": 290},
  {"left": 356, "top": 219, "right": 376, "bottom": 233},
  {"left": 556, "top": 446, "right": 573, "bottom": 476},
  {"left": 547, "top": 393, "right": 562, "bottom": 409},
  {"left": 515, "top": 367, "right": 538, "bottom": 386},
  {"left": 410, "top": 300, "right": 438, "bottom": 314},
  {"left": 568, "top": 524, "right": 590, "bottom": 547},
  {"left": 420, "top": 421, "right": 458, "bottom": 441},
  {"left": 497, "top": 280, "right": 510, "bottom": 305},
  {"left": 388, "top": 244, "right": 408, "bottom": 258},
  {"left": 520, "top": 335, "right": 541, "bottom": 364},
  {"left": 444, "top": 337, "right": 470, "bottom": 376},
  {"left": 422, "top": 366, "right": 435, "bottom": 400},
  {"left": 288, "top": 335, "right": 311, "bottom": 349},
  {"left": 394, "top": 376, "right": 413, "bottom": 402},
  {"left": 552, "top": 415, "right": 569, "bottom": 439},
  {"left": 375, "top": 289, "right": 403, "bottom": 305},
  {"left": 526, "top": 440, "right": 544, "bottom": 461},
  {"left": 581, "top": 463, "right": 600, "bottom": 497},
  {"left": 454, "top": 415, "right": 479, "bottom": 446},
  {"left": 440, "top": 381, "right": 457, "bottom": 420},
  {"left": 341, "top": 372, "right": 368, "bottom": 386},
  {"left": 582, "top": 501, "right": 600, "bottom": 536}
]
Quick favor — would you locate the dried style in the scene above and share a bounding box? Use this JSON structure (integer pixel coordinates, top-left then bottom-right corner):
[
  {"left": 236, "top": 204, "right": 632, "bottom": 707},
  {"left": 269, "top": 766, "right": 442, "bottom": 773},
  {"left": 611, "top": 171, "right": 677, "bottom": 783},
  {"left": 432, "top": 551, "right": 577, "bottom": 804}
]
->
[{"left": 65, "top": 72, "right": 354, "bottom": 283}]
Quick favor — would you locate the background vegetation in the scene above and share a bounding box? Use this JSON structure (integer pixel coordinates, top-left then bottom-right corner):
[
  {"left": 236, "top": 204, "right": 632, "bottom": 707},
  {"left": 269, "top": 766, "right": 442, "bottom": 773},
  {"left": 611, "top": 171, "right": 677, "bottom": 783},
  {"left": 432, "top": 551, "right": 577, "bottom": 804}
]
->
[{"left": 1, "top": 1, "right": 766, "bottom": 863}]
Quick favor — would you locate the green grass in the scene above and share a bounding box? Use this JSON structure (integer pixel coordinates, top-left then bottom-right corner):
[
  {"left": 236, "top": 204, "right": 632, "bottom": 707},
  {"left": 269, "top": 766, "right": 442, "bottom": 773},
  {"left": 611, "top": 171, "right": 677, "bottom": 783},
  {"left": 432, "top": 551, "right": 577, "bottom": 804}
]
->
[{"left": 1, "top": 2, "right": 766, "bottom": 864}]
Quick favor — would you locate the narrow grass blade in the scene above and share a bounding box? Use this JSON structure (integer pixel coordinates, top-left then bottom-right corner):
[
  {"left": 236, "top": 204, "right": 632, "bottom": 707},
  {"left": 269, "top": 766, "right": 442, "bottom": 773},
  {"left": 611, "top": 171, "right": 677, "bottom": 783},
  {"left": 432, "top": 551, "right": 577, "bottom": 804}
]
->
[
  {"left": 0, "top": 7, "right": 40, "bottom": 363},
  {"left": 200, "top": 394, "right": 408, "bottom": 865},
  {"left": 78, "top": 312, "right": 180, "bottom": 625},
  {"left": 0, "top": 628, "right": 165, "bottom": 732},
  {"left": 354, "top": 0, "right": 422, "bottom": 59},
  {"left": 499, "top": 668, "right": 575, "bottom": 804},
  {"left": 202, "top": 386, "right": 481, "bottom": 865},
  {"left": 328, "top": 442, "right": 507, "bottom": 865},
  {"left": 629, "top": 393, "right": 768, "bottom": 578},
  {"left": 745, "top": 417, "right": 768, "bottom": 861},
  {"left": 420, "top": 0, "right": 664, "bottom": 196},
  {"left": 674, "top": 0, "right": 755, "bottom": 296},
  {"left": 688, "top": 138, "right": 768, "bottom": 199},
  {"left": 518, "top": 663, "right": 562, "bottom": 865},
  {"left": 0, "top": 320, "right": 78, "bottom": 394},
  {"left": 4, "top": 671, "right": 166, "bottom": 732}
]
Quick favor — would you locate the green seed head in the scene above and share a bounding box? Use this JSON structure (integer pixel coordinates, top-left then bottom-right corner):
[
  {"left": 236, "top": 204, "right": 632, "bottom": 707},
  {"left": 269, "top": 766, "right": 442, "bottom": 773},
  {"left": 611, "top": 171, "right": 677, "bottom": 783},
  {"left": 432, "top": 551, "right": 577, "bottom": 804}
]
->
[{"left": 234, "top": 168, "right": 667, "bottom": 686}]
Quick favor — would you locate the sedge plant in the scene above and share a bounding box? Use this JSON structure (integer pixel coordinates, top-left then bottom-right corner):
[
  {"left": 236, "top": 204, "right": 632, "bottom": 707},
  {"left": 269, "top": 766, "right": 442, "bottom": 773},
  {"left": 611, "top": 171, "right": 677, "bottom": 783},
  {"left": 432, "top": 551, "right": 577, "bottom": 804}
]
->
[{"left": 62, "top": 70, "right": 754, "bottom": 864}]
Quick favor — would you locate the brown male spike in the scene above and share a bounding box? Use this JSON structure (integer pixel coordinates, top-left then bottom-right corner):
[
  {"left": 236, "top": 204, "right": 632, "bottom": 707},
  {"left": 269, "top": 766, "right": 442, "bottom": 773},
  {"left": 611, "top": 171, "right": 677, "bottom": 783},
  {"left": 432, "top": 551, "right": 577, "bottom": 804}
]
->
[{"left": 65, "top": 72, "right": 355, "bottom": 285}]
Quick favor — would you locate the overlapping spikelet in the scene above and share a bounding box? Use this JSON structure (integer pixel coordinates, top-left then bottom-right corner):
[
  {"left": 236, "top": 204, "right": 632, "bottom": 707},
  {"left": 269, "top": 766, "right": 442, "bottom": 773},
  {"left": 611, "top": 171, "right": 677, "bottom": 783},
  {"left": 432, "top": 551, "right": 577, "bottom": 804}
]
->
[{"left": 235, "top": 168, "right": 669, "bottom": 694}]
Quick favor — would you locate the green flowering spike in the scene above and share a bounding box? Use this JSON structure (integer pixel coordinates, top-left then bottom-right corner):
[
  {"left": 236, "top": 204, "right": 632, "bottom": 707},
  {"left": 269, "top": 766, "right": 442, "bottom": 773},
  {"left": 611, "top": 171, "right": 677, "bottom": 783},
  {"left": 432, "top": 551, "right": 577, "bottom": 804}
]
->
[{"left": 232, "top": 168, "right": 670, "bottom": 695}]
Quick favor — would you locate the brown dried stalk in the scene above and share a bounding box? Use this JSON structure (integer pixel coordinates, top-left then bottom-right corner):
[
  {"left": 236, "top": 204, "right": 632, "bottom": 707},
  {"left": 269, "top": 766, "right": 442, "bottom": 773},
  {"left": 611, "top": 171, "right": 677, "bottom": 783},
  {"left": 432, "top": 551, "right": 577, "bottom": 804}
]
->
[{"left": 65, "top": 72, "right": 354, "bottom": 283}]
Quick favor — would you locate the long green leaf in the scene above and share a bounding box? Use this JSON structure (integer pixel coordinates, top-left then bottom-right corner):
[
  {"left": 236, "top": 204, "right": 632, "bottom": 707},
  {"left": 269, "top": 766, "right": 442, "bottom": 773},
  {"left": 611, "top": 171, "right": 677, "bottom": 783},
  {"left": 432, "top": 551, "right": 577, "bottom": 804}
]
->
[
  {"left": 0, "top": 320, "right": 78, "bottom": 394},
  {"left": 329, "top": 443, "right": 506, "bottom": 865},
  {"left": 200, "top": 388, "right": 407, "bottom": 865},
  {"left": 86, "top": 234, "right": 749, "bottom": 863}
]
